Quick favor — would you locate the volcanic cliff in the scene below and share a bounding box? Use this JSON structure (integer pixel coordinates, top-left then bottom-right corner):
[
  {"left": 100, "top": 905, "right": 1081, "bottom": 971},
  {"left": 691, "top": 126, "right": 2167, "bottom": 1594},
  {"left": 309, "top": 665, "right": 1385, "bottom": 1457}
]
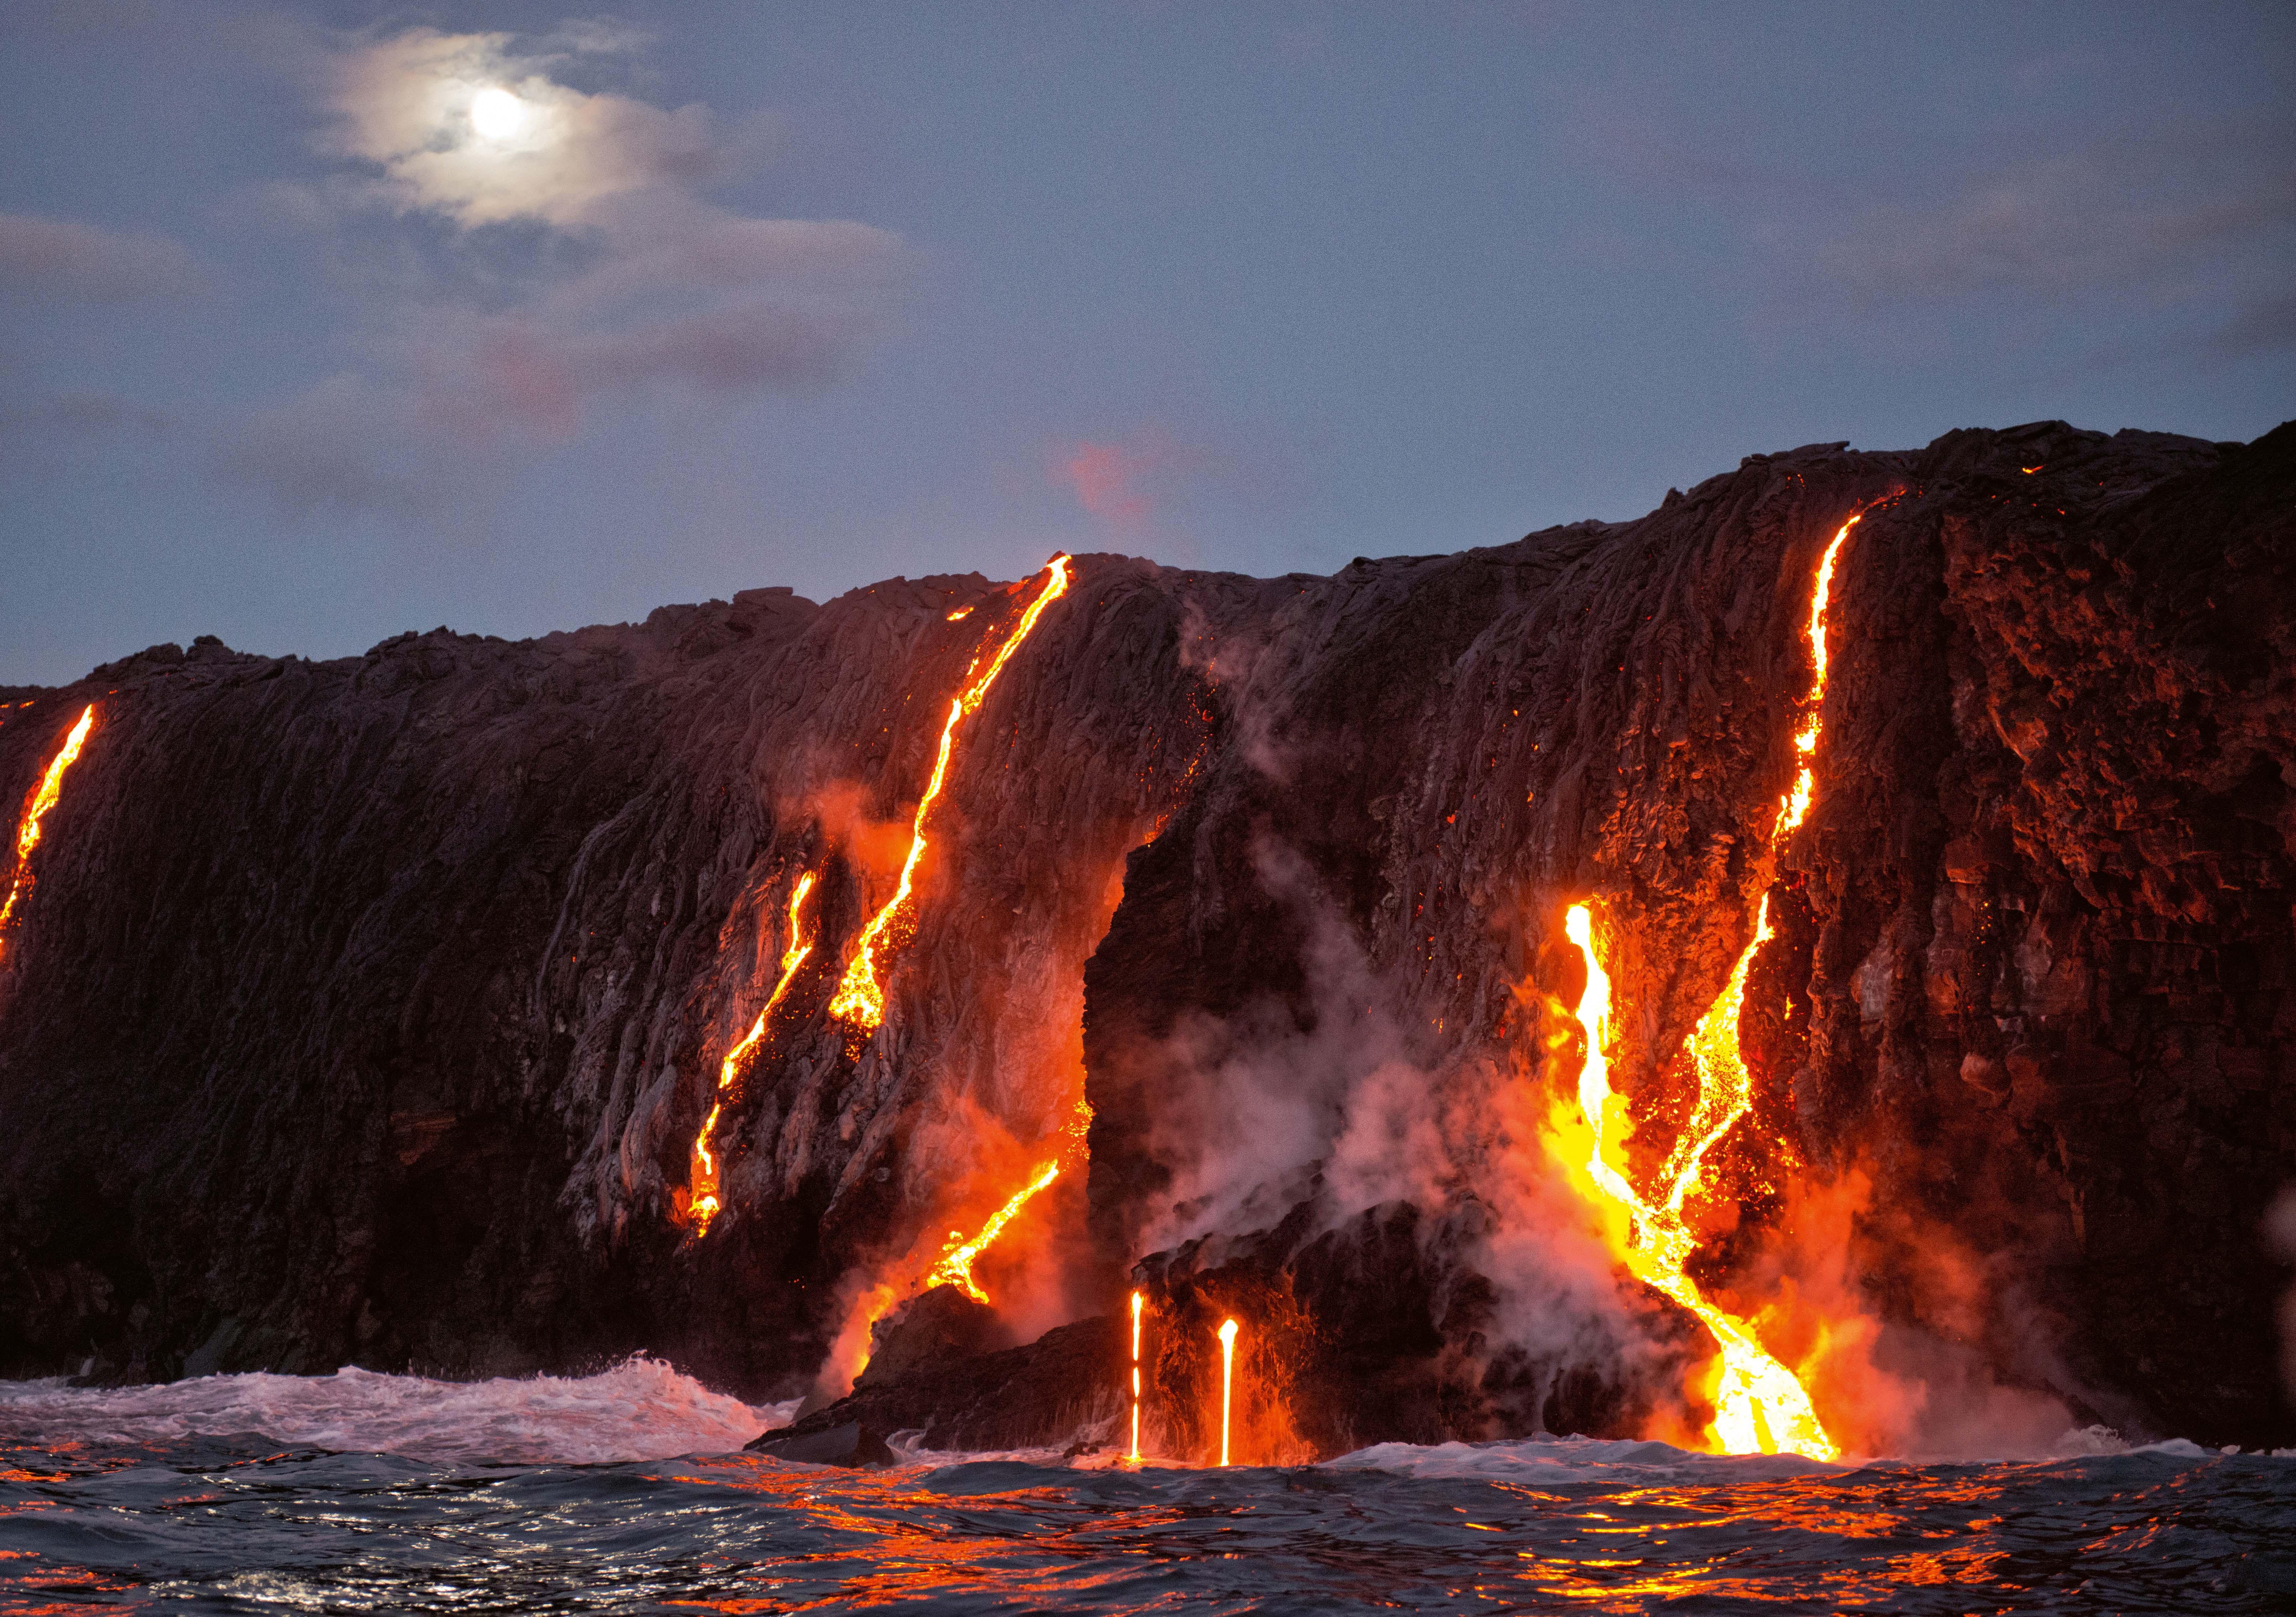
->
[{"left": 2, "top": 421, "right": 2290, "bottom": 1455}]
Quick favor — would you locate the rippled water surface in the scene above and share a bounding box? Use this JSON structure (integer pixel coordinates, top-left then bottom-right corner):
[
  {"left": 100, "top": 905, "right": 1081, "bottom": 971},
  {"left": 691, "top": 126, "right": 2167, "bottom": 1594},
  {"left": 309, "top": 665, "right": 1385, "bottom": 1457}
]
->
[{"left": 5, "top": 1367, "right": 2292, "bottom": 1613}]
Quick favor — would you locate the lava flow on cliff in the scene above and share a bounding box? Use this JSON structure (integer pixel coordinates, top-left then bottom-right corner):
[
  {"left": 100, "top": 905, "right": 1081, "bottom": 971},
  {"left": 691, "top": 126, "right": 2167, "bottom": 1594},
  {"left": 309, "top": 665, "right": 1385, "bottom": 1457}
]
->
[
  {"left": 926, "top": 1095, "right": 1092, "bottom": 1304},
  {"left": 1552, "top": 516, "right": 1865, "bottom": 1460},
  {"left": 829, "top": 555, "right": 1072, "bottom": 1032},
  {"left": 810, "top": 556, "right": 1083, "bottom": 1385},
  {"left": 682, "top": 870, "right": 818, "bottom": 1236},
  {"left": 0, "top": 703, "right": 96, "bottom": 962}
]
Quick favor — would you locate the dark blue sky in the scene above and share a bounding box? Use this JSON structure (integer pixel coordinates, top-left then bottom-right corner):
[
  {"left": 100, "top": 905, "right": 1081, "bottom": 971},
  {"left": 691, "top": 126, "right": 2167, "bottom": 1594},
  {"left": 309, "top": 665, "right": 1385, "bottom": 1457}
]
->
[{"left": 3, "top": 1, "right": 2289, "bottom": 685}]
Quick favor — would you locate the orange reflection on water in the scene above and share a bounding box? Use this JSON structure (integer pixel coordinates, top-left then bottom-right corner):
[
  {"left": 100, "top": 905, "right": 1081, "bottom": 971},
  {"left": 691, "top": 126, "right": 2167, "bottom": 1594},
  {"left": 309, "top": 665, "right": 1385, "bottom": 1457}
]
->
[{"left": 657, "top": 1454, "right": 1202, "bottom": 1610}]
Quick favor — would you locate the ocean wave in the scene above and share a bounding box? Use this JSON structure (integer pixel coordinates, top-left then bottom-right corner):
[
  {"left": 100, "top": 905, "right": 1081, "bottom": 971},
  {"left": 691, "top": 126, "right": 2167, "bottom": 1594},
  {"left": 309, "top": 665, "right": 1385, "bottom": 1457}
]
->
[
  {"left": 0, "top": 1357, "right": 796, "bottom": 1466},
  {"left": 1322, "top": 1428, "right": 2296, "bottom": 1481}
]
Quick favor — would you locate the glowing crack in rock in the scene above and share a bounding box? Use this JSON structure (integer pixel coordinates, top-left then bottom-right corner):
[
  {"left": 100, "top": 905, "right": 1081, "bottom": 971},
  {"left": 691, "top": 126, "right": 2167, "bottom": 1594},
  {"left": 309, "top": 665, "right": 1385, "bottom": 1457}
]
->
[
  {"left": 829, "top": 556, "right": 1073, "bottom": 1032},
  {"left": 685, "top": 870, "right": 817, "bottom": 1236},
  {"left": 0, "top": 704, "right": 96, "bottom": 962},
  {"left": 1556, "top": 516, "right": 1865, "bottom": 1462}
]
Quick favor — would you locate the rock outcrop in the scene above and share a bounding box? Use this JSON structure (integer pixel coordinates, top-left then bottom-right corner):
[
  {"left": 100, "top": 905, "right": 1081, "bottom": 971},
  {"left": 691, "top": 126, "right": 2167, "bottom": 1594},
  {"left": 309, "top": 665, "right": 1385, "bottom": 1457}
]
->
[{"left": 2, "top": 422, "right": 2288, "bottom": 1453}]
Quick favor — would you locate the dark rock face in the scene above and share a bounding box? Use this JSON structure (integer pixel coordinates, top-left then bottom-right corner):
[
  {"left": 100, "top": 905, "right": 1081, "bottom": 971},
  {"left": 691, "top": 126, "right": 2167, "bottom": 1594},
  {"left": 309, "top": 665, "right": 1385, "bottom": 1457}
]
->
[
  {"left": 776, "top": 1303, "right": 1123, "bottom": 1454},
  {"left": 1, "top": 423, "right": 2287, "bottom": 1454}
]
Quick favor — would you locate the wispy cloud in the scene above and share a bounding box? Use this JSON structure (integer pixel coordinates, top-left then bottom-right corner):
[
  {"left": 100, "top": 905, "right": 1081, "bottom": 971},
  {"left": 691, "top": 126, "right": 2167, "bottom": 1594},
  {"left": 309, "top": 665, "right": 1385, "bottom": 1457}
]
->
[
  {"left": 2209, "top": 291, "right": 2296, "bottom": 358},
  {"left": 1051, "top": 427, "right": 1204, "bottom": 533},
  {"left": 0, "top": 212, "right": 202, "bottom": 302},
  {"left": 4, "top": 392, "right": 170, "bottom": 433},
  {"left": 220, "top": 20, "right": 910, "bottom": 517},
  {"left": 1816, "top": 125, "right": 2296, "bottom": 304}
]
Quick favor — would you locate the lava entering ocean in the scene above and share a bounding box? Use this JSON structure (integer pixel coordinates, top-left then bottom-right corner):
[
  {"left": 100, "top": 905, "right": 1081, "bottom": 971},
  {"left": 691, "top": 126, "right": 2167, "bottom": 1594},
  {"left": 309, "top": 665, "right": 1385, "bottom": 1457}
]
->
[
  {"left": 0, "top": 703, "right": 96, "bottom": 961},
  {"left": 684, "top": 870, "right": 818, "bottom": 1236},
  {"left": 929, "top": 1159, "right": 1061, "bottom": 1304},
  {"left": 829, "top": 555, "right": 1073, "bottom": 1032},
  {"left": 1553, "top": 516, "right": 1865, "bottom": 1461},
  {"left": 1216, "top": 1318, "right": 1239, "bottom": 1467},
  {"left": 1128, "top": 1290, "right": 1144, "bottom": 1461}
]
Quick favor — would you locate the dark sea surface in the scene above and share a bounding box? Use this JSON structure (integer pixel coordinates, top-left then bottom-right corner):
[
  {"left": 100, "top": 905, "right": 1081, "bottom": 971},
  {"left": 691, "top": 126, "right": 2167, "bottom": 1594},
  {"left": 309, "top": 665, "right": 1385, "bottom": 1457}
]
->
[{"left": 4, "top": 1364, "right": 2292, "bottom": 1614}]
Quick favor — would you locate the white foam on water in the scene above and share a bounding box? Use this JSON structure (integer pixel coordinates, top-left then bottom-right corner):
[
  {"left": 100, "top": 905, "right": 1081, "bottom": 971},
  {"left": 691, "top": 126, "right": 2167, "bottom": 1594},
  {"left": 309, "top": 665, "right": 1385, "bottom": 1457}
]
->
[
  {"left": 1322, "top": 1435, "right": 1836, "bottom": 1482},
  {"left": 0, "top": 1357, "right": 799, "bottom": 1466},
  {"left": 2040, "top": 1427, "right": 2296, "bottom": 1462},
  {"left": 1323, "top": 1430, "right": 2296, "bottom": 1481}
]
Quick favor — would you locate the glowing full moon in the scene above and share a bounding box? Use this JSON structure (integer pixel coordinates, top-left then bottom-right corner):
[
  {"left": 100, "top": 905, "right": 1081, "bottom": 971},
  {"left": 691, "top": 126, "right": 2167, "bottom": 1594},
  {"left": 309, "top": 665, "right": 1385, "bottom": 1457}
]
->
[{"left": 470, "top": 87, "right": 526, "bottom": 142}]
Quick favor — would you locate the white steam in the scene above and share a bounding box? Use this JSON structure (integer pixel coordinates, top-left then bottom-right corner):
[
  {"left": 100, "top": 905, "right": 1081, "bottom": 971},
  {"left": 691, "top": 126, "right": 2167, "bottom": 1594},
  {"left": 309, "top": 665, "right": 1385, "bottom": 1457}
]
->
[{"left": 1128, "top": 837, "right": 1640, "bottom": 1385}]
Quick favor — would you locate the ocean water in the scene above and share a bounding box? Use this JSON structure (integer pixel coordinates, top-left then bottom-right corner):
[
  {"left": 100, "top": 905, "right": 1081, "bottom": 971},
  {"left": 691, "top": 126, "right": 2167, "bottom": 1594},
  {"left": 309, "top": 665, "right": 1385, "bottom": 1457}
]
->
[{"left": 4, "top": 1361, "right": 2292, "bottom": 1614}]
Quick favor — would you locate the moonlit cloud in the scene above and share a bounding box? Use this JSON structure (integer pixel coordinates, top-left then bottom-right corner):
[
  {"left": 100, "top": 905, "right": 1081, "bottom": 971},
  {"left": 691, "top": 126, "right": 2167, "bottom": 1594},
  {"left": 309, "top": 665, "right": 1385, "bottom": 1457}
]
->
[
  {"left": 319, "top": 26, "right": 746, "bottom": 230},
  {"left": 221, "top": 20, "right": 910, "bottom": 517}
]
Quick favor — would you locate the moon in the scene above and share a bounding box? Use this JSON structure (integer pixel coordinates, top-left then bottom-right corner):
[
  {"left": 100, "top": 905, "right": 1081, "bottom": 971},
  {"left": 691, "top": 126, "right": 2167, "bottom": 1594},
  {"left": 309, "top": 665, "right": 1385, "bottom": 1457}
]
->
[{"left": 470, "top": 87, "right": 526, "bottom": 142}]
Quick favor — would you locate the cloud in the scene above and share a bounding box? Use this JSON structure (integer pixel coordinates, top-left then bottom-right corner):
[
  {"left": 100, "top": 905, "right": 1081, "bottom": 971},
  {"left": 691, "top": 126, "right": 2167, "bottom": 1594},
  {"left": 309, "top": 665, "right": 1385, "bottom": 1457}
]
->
[
  {"left": 1817, "top": 126, "right": 2296, "bottom": 304},
  {"left": 0, "top": 212, "right": 202, "bottom": 302},
  {"left": 1054, "top": 428, "right": 1204, "bottom": 532},
  {"left": 2210, "top": 292, "right": 2296, "bottom": 358},
  {"left": 2, "top": 392, "right": 169, "bottom": 434},
  {"left": 218, "top": 373, "right": 455, "bottom": 517},
  {"left": 1061, "top": 441, "right": 1157, "bottom": 526},
  {"left": 317, "top": 26, "right": 755, "bottom": 230},
  {"left": 221, "top": 21, "right": 908, "bottom": 517}
]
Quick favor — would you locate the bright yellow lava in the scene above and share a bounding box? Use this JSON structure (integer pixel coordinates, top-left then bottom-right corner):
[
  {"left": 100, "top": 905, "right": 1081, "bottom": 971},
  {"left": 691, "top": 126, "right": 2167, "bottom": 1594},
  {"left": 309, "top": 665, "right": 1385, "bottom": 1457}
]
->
[
  {"left": 1565, "top": 902, "right": 1835, "bottom": 1459},
  {"left": 829, "top": 556, "right": 1072, "bottom": 1031},
  {"left": 927, "top": 1159, "right": 1060, "bottom": 1304},
  {"left": 1129, "top": 1289, "right": 1144, "bottom": 1461},
  {"left": 1555, "top": 514, "right": 1865, "bottom": 1462},
  {"left": 687, "top": 870, "right": 817, "bottom": 1236},
  {"left": 1217, "top": 1318, "right": 1239, "bottom": 1467},
  {"left": 0, "top": 704, "right": 96, "bottom": 956}
]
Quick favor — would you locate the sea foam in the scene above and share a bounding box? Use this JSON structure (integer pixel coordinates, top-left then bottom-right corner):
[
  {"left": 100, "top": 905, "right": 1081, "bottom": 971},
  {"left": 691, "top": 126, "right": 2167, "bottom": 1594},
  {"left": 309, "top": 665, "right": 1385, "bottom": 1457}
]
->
[{"left": 0, "top": 1357, "right": 797, "bottom": 1466}]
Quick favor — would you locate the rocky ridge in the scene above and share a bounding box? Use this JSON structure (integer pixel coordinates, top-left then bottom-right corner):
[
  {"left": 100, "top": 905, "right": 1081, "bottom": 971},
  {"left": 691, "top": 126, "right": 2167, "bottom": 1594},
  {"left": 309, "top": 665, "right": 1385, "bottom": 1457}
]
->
[{"left": 2, "top": 422, "right": 2289, "bottom": 1453}]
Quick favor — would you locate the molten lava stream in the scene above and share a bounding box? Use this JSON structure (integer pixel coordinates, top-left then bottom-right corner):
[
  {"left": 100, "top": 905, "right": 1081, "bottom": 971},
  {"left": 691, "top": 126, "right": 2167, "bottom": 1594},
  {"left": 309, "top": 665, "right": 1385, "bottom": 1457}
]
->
[
  {"left": 1552, "top": 516, "right": 1864, "bottom": 1462},
  {"left": 1216, "top": 1318, "right": 1238, "bottom": 1467},
  {"left": 924, "top": 1089, "right": 1094, "bottom": 1305},
  {"left": 0, "top": 703, "right": 97, "bottom": 958},
  {"left": 686, "top": 870, "right": 817, "bottom": 1236},
  {"left": 1565, "top": 903, "right": 1834, "bottom": 1460},
  {"left": 828, "top": 555, "right": 1072, "bottom": 1032},
  {"left": 1128, "top": 1290, "right": 1144, "bottom": 1462},
  {"left": 926, "top": 1159, "right": 1060, "bottom": 1304}
]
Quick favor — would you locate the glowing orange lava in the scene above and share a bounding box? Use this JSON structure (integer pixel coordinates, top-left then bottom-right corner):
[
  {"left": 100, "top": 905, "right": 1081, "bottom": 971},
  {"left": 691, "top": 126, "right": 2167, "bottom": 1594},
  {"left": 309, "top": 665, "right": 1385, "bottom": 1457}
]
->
[
  {"left": 0, "top": 704, "right": 96, "bottom": 958},
  {"left": 1129, "top": 1290, "right": 1144, "bottom": 1461},
  {"left": 926, "top": 1158, "right": 1060, "bottom": 1303},
  {"left": 923, "top": 1092, "right": 1094, "bottom": 1305},
  {"left": 1772, "top": 519, "right": 1855, "bottom": 841},
  {"left": 829, "top": 556, "right": 1073, "bottom": 1032},
  {"left": 1216, "top": 1318, "right": 1238, "bottom": 1467},
  {"left": 1565, "top": 902, "right": 1833, "bottom": 1459},
  {"left": 686, "top": 870, "right": 817, "bottom": 1236},
  {"left": 1553, "top": 516, "right": 1863, "bottom": 1461}
]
